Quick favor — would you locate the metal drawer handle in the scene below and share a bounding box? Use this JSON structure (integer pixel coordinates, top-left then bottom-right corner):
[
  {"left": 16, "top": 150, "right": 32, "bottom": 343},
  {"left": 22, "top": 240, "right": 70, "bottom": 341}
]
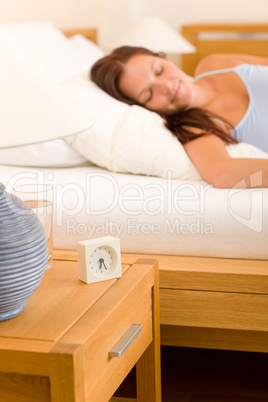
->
[{"left": 109, "top": 324, "right": 142, "bottom": 357}]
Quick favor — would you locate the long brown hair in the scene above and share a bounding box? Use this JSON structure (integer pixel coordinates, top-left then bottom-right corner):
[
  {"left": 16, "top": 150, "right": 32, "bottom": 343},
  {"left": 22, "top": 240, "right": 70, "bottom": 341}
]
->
[{"left": 90, "top": 46, "right": 237, "bottom": 145}]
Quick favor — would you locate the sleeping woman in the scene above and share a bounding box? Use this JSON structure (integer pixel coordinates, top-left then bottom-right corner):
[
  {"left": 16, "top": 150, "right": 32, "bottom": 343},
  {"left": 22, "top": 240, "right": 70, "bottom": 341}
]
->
[{"left": 90, "top": 46, "right": 268, "bottom": 189}]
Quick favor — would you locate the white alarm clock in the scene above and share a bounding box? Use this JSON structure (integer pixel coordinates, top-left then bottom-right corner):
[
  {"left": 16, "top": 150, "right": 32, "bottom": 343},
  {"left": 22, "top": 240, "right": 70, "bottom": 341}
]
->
[{"left": 77, "top": 236, "right": 122, "bottom": 284}]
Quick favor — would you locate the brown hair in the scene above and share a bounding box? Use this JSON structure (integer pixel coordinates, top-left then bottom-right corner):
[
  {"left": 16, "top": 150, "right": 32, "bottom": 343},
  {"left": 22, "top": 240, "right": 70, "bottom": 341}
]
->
[{"left": 90, "top": 46, "right": 237, "bottom": 145}]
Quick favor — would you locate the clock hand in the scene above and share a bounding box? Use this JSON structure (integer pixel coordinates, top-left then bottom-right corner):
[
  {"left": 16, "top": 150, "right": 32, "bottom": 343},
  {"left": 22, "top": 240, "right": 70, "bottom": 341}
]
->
[
  {"left": 99, "top": 258, "right": 104, "bottom": 270},
  {"left": 103, "top": 261, "right": 108, "bottom": 270}
]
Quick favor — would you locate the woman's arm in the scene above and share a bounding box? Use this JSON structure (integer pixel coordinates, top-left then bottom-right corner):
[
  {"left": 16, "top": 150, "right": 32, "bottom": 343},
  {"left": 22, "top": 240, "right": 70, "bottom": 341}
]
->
[
  {"left": 184, "top": 135, "right": 268, "bottom": 188},
  {"left": 195, "top": 53, "right": 268, "bottom": 77}
]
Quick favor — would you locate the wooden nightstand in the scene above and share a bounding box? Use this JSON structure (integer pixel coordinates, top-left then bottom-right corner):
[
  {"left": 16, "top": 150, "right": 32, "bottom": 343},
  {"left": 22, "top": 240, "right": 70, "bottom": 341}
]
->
[{"left": 0, "top": 256, "right": 161, "bottom": 401}]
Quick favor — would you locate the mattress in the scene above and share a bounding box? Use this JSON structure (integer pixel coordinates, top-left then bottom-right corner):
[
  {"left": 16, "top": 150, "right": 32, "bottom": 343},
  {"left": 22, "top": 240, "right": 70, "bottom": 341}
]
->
[{"left": 2, "top": 164, "right": 267, "bottom": 259}]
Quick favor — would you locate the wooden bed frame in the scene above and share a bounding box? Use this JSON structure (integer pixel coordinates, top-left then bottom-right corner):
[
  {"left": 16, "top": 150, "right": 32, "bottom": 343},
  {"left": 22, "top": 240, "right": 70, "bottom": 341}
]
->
[
  {"left": 181, "top": 23, "right": 268, "bottom": 75},
  {"left": 62, "top": 23, "right": 268, "bottom": 354}
]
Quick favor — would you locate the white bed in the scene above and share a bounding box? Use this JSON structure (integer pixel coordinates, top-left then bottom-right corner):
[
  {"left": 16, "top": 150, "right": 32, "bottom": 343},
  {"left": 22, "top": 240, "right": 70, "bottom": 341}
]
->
[
  {"left": 2, "top": 163, "right": 268, "bottom": 260},
  {"left": 1, "top": 21, "right": 268, "bottom": 353},
  {"left": 1, "top": 21, "right": 267, "bottom": 260}
]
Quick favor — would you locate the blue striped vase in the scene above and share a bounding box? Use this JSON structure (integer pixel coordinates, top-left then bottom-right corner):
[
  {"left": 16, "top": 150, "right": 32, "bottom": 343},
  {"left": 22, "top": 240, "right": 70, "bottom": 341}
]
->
[{"left": 0, "top": 183, "right": 48, "bottom": 321}]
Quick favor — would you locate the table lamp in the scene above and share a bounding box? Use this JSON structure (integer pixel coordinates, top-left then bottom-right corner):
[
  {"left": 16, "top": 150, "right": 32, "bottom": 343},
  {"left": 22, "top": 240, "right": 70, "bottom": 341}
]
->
[{"left": 108, "top": 16, "right": 196, "bottom": 54}]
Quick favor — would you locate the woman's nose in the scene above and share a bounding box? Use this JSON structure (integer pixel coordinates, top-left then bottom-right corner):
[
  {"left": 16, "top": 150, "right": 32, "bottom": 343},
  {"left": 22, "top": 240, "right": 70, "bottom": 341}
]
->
[
  {"left": 154, "top": 78, "right": 172, "bottom": 94},
  {"left": 164, "top": 81, "right": 175, "bottom": 98}
]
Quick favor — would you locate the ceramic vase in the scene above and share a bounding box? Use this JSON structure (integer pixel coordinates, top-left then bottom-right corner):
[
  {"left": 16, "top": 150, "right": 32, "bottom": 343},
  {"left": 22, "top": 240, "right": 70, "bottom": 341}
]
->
[{"left": 0, "top": 183, "right": 48, "bottom": 321}]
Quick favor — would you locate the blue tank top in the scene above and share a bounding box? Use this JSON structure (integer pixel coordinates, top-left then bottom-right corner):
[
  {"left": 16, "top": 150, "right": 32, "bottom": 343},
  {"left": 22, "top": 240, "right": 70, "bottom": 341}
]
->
[{"left": 194, "top": 64, "right": 268, "bottom": 152}]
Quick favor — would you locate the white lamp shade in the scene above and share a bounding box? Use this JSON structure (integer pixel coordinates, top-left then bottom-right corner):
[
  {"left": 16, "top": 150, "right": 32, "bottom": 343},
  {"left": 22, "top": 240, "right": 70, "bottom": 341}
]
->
[{"left": 109, "top": 16, "right": 196, "bottom": 54}]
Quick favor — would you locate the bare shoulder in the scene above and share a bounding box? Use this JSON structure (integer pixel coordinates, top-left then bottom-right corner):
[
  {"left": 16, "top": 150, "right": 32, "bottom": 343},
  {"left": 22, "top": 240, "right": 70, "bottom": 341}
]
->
[
  {"left": 194, "top": 53, "right": 268, "bottom": 77},
  {"left": 194, "top": 54, "right": 241, "bottom": 76}
]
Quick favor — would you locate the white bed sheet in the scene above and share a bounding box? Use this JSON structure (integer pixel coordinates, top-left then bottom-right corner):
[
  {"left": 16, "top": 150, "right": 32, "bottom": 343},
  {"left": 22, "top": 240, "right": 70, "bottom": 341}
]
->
[{"left": 2, "top": 164, "right": 267, "bottom": 259}]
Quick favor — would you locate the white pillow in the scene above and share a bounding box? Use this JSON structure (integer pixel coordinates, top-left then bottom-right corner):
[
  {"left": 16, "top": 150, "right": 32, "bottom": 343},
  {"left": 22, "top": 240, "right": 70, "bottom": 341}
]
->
[
  {"left": 0, "top": 21, "right": 100, "bottom": 167},
  {"left": 0, "top": 26, "right": 94, "bottom": 150},
  {"left": 0, "top": 139, "right": 89, "bottom": 168},
  {"left": 69, "top": 34, "right": 105, "bottom": 68},
  {"left": 225, "top": 142, "right": 268, "bottom": 159},
  {"left": 63, "top": 74, "right": 201, "bottom": 180},
  {"left": 62, "top": 74, "right": 131, "bottom": 166},
  {"left": 1, "top": 21, "right": 94, "bottom": 83}
]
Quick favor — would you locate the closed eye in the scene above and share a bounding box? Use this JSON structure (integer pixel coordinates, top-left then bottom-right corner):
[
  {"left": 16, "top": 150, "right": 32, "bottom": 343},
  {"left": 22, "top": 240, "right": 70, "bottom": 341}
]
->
[
  {"left": 139, "top": 88, "right": 153, "bottom": 105},
  {"left": 139, "top": 59, "right": 162, "bottom": 105},
  {"left": 155, "top": 66, "right": 164, "bottom": 76},
  {"left": 146, "top": 66, "right": 163, "bottom": 103},
  {"left": 147, "top": 90, "right": 153, "bottom": 103}
]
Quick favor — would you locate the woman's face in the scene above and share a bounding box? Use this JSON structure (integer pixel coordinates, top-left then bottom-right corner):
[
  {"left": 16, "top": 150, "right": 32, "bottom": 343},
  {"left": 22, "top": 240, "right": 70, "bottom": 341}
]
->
[{"left": 118, "top": 53, "right": 195, "bottom": 114}]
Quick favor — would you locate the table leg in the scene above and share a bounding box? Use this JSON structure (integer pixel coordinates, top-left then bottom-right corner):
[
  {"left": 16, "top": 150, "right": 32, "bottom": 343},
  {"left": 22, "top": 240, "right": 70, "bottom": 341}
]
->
[{"left": 136, "top": 261, "right": 162, "bottom": 402}]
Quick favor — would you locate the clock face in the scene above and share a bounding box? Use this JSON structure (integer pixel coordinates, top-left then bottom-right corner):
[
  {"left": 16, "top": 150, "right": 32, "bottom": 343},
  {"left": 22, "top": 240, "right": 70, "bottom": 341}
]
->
[{"left": 89, "top": 246, "right": 114, "bottom": 277}]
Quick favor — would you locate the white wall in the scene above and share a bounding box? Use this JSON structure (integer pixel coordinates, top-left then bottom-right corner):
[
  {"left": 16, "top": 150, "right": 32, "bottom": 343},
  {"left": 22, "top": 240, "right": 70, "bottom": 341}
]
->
[
  {"left": 142, "top": 0, "right": 268, "bottom": 30},
  {"left": 0, "top": 0, "right": 101, "bottom": 28},
  {"left": 1, "top": 0, "right": 268, "bottom": 49}
]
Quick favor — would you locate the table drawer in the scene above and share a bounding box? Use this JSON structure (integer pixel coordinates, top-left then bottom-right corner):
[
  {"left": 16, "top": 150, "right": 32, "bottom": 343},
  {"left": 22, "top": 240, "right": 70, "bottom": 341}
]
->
[
  {"left": 60, "top": 265, "right": 154, "bottom": 401},
  {"left": 160, "top": 289, "right": 268, "bottom": 331},
  {"left": 86, "top": 291, "right": 152, "bottom": 400}
]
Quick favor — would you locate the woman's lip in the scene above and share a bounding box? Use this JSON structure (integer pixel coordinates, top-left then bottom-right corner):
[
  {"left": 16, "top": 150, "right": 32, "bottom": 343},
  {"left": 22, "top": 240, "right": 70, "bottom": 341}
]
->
[{"left": 171, "top": 83, "right": 180, "bottom": 103}]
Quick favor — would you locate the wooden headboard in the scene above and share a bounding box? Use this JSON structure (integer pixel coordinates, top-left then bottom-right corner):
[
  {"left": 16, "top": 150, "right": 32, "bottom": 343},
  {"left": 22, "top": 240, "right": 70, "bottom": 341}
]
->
[
  {"left": 62, "top": 27, "right": 97, "bottom": 44},
  {"left": 181, "top": 23, "right": 268, "bottom": 76}
]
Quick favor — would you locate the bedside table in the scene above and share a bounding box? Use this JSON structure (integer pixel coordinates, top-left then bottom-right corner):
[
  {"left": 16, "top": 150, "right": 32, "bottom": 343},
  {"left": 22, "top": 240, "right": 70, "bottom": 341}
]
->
[{"left": 0, "top": 256, "right": 161, "bottom": 401}]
